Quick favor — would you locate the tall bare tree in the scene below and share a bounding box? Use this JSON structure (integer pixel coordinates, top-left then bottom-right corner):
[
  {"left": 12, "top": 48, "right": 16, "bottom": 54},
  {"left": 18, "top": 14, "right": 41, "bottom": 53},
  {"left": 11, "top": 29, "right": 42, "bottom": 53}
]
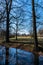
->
[
  {"left": 5, "top": 0, "right": 12, "bottom": 42},
  {"left": 9, "top": 0, "right": 31, "bottom": 40},
  {"left": 32, "top": 0, "right": 39, "bottom": 65},
  {"left": 32, "top": 0, "right": 38, "bottom": 51}
]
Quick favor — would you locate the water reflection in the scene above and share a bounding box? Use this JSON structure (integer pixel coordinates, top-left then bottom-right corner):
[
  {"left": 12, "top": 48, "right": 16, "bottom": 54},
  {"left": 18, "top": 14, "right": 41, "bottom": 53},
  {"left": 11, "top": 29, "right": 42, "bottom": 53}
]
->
[
  {"left": 0, "top": 46, "right": 5, "bottom": 65},
  {"left": 0, "top": 46, "right": 43, "bottom": 65}
]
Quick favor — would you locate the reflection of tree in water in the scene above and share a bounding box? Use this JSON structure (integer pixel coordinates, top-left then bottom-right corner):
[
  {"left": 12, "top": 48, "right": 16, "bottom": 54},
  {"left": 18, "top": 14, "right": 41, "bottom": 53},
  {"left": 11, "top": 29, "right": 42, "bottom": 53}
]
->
[
  {"left": 0, "top": 46, "right": 5, "bottom": 65},
  {"left": 15, "top": 48, "right": 18, "bottom": 65},
  {"left": 0, "top": 46, "right": 43, "bottom": 65},
  {"left": 9, "top": 48, "right": 34, "bottom": 65},
  {"left": 15, "top": 49, "right": 34, "bottom": 65}
]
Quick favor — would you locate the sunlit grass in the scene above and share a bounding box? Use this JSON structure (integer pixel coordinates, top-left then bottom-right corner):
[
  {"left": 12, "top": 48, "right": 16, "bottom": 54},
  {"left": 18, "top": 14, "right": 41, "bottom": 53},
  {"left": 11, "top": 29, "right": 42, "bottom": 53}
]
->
[
  {"left": 9, "top": 36, "right": 33, "bottom": 41},
  {"left": 0, "top": 36, "right": 43, "bottom": 48}
]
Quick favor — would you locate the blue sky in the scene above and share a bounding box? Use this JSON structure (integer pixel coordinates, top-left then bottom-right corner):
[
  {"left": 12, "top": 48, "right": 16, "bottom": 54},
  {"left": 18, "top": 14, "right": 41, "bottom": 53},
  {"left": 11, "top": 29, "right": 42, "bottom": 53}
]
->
[
  {"left": 11, "top": 0, "right": 43, "bottom": 34},
  {"left": 0, "top": 0, "right": 43, "bottom": 34},
  {"left": 10, "top": 0, "right": 32, "bottom": 34}
]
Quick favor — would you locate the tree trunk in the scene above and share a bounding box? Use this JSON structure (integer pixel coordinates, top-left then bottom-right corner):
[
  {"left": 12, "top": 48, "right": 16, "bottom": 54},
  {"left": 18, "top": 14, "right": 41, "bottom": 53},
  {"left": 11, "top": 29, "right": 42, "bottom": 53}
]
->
[
  {"left": 6, "top": 3, "right": 9, "bottom": 42},
  {"left": 32, "top": 0, "right": 38, "bottom": 51},
  {"left": 16, "top": 29, "right": 17, "bottom": 40},
  {"left": 32, "top": 0, "right": 39, "bottom": 65},
  {"left": 16, "top": 20, "right": 18, "bottom": 40}
]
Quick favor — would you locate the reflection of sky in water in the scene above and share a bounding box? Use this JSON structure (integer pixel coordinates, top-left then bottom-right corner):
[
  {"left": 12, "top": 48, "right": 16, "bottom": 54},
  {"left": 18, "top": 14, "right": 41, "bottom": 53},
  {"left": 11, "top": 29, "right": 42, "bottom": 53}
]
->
[
  {"left": 0, "top": 46, "right": 43, "bottom": 65},
  {"left": 0, "top": 46, "right": 6, "bottom": 65}
]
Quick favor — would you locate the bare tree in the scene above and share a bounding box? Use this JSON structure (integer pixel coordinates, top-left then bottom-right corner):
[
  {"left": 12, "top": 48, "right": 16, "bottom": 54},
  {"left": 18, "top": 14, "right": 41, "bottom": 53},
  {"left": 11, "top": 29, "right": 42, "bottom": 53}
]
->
[
  {"left": 9, "top": 0, "right": 32, "bottom": 40},
  {"left": 32, "top": 0, "right": 39, "bottom": 65},
  {"left": 0, "top": 8, "right": 6, "bottom": 38},
  {"left": 32, "top": 0, "right": 38, "bottom": 51},
  {"left": 0, "top": 0, "right": 32, "bottom": 41},
  {"left": 4, "top": 0, "right": 12, "bottom": 42},
  {"left": 10, "top": 12, "right": 26, "bottom": 40}
]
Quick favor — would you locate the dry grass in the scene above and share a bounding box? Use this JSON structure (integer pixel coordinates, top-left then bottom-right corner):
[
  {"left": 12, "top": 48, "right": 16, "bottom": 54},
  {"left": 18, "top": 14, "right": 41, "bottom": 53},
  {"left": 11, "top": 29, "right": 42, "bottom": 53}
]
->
[{"left": 0, "top": 36, "right": 43, "bottom": 53}]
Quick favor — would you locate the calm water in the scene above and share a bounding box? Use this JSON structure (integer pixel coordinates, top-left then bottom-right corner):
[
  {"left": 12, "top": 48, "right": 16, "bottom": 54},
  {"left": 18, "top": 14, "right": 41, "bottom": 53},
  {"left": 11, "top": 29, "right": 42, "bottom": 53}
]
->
[{"left": 0, "top": 46, "right": 43, "bottom": 65}]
